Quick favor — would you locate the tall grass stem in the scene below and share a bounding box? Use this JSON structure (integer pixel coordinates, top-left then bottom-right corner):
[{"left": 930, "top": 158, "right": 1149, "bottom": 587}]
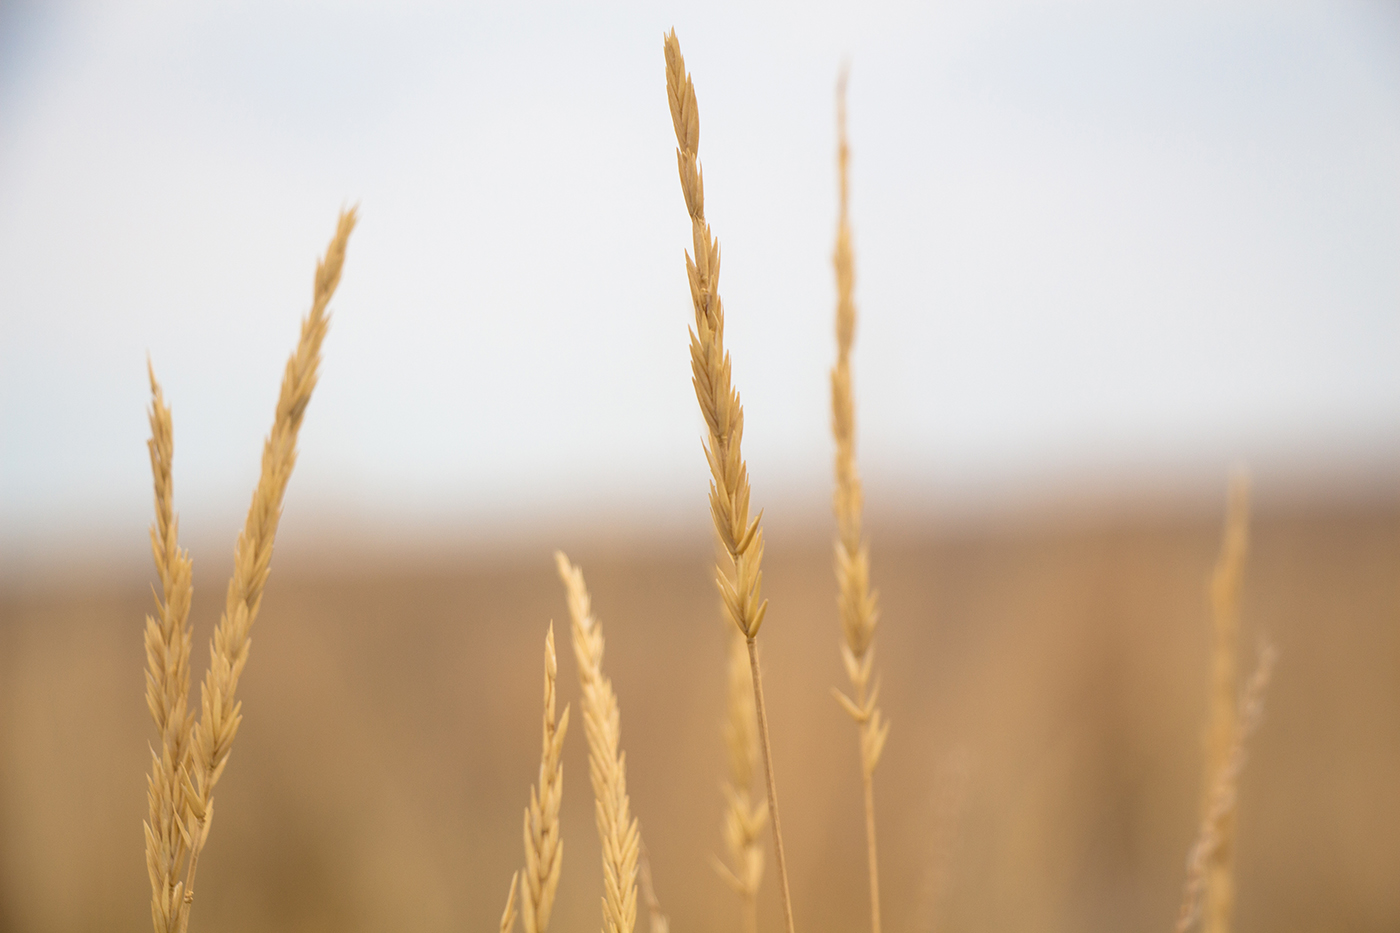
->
[
  {"left": 829, "top": 68, "right": 888, "bottom": 933},
  {"left": 664, "top": 28, "right": 796, "bottom": 933}
]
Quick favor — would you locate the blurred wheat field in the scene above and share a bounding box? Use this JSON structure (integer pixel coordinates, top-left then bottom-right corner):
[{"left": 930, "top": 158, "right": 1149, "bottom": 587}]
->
[{"left": 1, "top": 498, "right": 1397, "bottom": 933}]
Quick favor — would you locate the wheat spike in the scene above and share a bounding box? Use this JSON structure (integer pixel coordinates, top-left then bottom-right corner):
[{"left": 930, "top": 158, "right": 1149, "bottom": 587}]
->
[
  {"left": 714, "top": 626, "right": 766, "bottom": 933},
  {"left": 522, "top": 624, "right": 571, "bottom": 933},
  {"left": 1199, "top": 470, "right": 1249, "bottom": 933},
  {"left": 167, "top": 208, "right": 356, "bottom": 933},
  {"left": 555, "top": 551, "right": 641, "bottom": 933},
  {"left": 1176, "top": 643, "right": 1277, "bottom": 933},
  {"left": 142, "top": 365, "right": 197, "bottom": 933},
  {"left": 828, "top": 68, "right": 888, "bottom": 933},
  {"left": 663, "top": 30, "right": 767, "bottom": 642},
  {"left": 664, "top": 29, "right": 797, "bottom": 933}
]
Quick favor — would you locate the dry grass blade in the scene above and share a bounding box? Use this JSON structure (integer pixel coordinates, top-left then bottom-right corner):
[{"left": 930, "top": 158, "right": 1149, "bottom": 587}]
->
[
  {"left": 501, "top": 871, "right": 521, "bottom": 933},
  {"left": 1201, "top": 470, "right": 1249, "bottom": 933},
  {"left": 714, "top": 627, "right": 766, "bottom": 933},
  {"left": 555, "top": 551, "right": 640, "bottom": 933},
  {"left": 664, "top": 28, "right": 796, "bottom": 933},
  {"left": 143, "top": 366, "right": 196, "bottom": 933},
  {"left": 1176, "top": 643, "right": 1277, "bottom": 933},
  {"left": 522, "top": 624, "right": 571, "bottom": 933},
  {"left": 638, "top": 840, "right": 670, "bottom": 933},
  {"left": 171, "top": 207, "right": 357, "bottom": 933},
  {"left": 829, "top": 68, "right": 888, "bottom": 933}
]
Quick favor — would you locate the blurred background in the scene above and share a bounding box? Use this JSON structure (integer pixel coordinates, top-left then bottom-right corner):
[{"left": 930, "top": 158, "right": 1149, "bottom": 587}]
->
[{"left": 1, "top": 1, "right": 1397, "bottom": 932}]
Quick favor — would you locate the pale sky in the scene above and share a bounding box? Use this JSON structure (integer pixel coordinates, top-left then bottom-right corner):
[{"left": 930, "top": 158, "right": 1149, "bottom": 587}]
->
[{"left": 1, "top": 1, "right": 1397, "bottom": 565}]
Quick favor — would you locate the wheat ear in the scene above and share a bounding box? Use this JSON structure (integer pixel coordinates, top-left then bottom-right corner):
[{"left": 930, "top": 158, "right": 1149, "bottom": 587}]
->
[
  {"left": 828, "top": 68, "right": 889, "bottom": 933},
  {"left": 1199, "top": 470, "right": 1249, "bottom": 933},
  {"left": 1176, "top": 643, "right": 1276, "bottom": 933},
  {"left": 555, "top": 551, "right": 641, "bottom": 933},
  {"left": 664, "top": 29, "right": 796, "bottom": 933},
  {"left": 714, "top": 626, "right": 766, "bottom": 933},
  {"left": 522, "top": 624, "right": 571, "bottom": 933},
  {"left": 143, "top": 365, "right": 197, "bottom": 933},
  {"left": 173, "top": 208, "right": 356, "bottom": 933}
]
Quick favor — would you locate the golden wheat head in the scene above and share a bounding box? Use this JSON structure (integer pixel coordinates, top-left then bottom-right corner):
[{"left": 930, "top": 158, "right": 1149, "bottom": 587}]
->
[
  {"left": 141, "top": 208, "right": 356, "bottom": 933},
  {"left": 664, "top": 29, "right": 797, "bottom": 933},
  {"left": 663, "top": 28, "right": 767, "bottom": 642},
  {"left": 1177, "top": 643, "right": 1277, "bottom": 933},
  {"left": 142, "top": 365, "right": 196, "bottom": 933},
  {"left": 1195, "top": 469, "right": 1251, "bottom": 933},
  {"left": 522, "top": 623, "right": 571, "bottom": 933},
  {"left": 828, "top": 69, "right": 889, "bottom": 933},
  {"left": 556, "top": 551, "right": 640, "bottom": 933}
]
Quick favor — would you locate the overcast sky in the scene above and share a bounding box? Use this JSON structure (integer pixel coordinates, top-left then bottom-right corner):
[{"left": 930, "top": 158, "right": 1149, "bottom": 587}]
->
[{"left": 1, "top": 0, "right": 1397, "bottom": 564}]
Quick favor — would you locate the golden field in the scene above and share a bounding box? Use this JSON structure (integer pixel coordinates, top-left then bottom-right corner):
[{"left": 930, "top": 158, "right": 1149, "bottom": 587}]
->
[
  {"left": 2, "top": 16, "right": 1396, "bottom": 933},
  {"left": 1, "top": 497, "right": 1396, "bottom": 933}
]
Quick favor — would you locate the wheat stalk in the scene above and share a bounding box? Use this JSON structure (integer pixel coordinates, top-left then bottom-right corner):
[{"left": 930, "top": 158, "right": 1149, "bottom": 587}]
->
[
  {"left": 555, "top": 551, "right": 641, "bottom": 933},
  {"left": 1198, "top": 470, "right": 1249, "bottom": 933},
  {"left": 828, "top": 68, "right": 890, "bottom": 933},
  {"left": 663, "top": 29, "right": 797, "bottom": 933},
  {"left": 142, "top": 365, "right": 197, "bottom": 933},
  {"left": 1176, "top": 642, "right": 1277, "bottom": 933},
  {"left": 714, "top": 626, "right": 766, "bottom": 933},
  {"left": 151, "top": 207, "right": 356, "bottom": 933},
  {"left": 522, "top": 624, "right": 571, "bottom": 933}
]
